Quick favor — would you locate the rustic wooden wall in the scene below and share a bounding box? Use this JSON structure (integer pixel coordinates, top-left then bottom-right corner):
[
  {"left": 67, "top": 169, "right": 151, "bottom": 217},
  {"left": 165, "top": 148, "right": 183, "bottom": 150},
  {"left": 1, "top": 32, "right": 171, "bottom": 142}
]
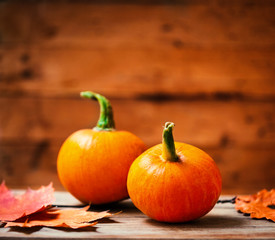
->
[{"left": 0, "top": 0, "right": 274, "bottom": 194}]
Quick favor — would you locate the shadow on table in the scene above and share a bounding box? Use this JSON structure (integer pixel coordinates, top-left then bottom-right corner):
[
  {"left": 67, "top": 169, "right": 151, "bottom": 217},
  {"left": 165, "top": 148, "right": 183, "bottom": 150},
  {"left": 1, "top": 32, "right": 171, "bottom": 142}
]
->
[
  {"left": 8, "top": 225, "right": 98, "bottom": 234},
  {"left": 88, "top": 198, "right": 138, "bottom": 214},
  {"left": 145, "top": 215, "right": 244, "bottom": 229},
  {"left": 8, "top": 226, "right": 43, "bottom": 234},
  {"left": 7, "top": 217, "right": 119, "bottom": 234}
]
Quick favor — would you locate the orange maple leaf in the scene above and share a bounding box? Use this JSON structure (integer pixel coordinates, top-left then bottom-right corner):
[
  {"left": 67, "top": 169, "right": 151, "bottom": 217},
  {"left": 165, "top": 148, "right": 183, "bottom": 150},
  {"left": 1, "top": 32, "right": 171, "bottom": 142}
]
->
[
  {"left": 235, "top": 189, "right": 275, "bottom": 222},
  {"left": 5, "top": 206, "right": 112, "bottom": 229}
]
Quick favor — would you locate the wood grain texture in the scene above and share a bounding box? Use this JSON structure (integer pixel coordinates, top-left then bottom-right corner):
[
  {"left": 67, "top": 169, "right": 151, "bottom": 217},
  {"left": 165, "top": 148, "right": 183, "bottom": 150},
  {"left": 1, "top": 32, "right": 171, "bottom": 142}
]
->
[
  {"left": 0, "top": 192, "right": 274, "bottom": 239},
  {"left": 1, "top": 98, "right": 274, "bottom": 147},
  {"left": 0, "top": 2, "right": 275, "bottom": 98},
  {"left": 1, "top": 47, "right": 275, "bottom": 98},
  {"left": 0, "top": 1, "right": 274, "bottom": 193},
  {"left": 1, "top": 143, "right": 274, "bottom": 194}
]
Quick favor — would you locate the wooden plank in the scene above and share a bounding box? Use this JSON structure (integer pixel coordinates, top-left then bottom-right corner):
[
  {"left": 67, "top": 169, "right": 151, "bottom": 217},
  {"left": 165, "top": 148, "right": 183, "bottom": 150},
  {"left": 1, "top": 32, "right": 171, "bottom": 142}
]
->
[
  {"left": 1, "top": 47, "right": 275, "bottom": 98},
  {"left": 1, "top": 1, "right": 275, "bottom": 48},
  {"left": 0, "top": 2, "right": 34, "bottom": 44},
  {"left": 0, "top": 142, "right": 274, "bottom": 194},
  {"left": 1, "top": 97, "right": 274, "bottom": 193},
  {"left": 209, "top": 147, "right": 275, "bottom": 194},
  {"left": 0, "top": 97, "right": 274, "bottom": 148},
  {"left": 0, "top": 193, "right": 274, "bottom": 239},
  {"left": 1, "top": 1, "right": 275, "bottom": 98},
  {"left": 0, "top": 0, "right": 275, "bottom": 198},
  {"left": 0, "top": 143, "right": 61, "bottom": 190}
]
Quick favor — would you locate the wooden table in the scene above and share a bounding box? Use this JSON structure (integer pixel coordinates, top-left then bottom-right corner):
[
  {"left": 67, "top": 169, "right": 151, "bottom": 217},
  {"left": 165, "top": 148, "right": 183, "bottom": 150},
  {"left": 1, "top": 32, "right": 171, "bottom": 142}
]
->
[{"left": 0, "top": 192, "right": 274, "bottom": 239}]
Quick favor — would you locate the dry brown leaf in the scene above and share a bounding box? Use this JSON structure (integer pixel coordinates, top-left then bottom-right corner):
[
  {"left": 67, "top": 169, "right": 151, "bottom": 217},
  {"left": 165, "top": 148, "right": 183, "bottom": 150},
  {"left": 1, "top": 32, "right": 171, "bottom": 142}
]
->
[
  {"left": 235, "top": 189, "right": 275, "bottom": 222},
  {"left": 0, "top": 182, "right": 55, "bottom": 221},
  {"left": 5, "top": 206, "right": 112, "bottom": 229}
]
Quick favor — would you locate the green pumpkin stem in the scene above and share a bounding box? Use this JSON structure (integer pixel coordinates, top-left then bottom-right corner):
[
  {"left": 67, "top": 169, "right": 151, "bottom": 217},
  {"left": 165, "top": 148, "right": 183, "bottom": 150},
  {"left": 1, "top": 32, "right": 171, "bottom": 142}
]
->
[
  {"left": 80, "top": 91, "right": 115, "bottom": 131},
  {"left": 162, "top": 122, "right": 179, "bottom": 162}
]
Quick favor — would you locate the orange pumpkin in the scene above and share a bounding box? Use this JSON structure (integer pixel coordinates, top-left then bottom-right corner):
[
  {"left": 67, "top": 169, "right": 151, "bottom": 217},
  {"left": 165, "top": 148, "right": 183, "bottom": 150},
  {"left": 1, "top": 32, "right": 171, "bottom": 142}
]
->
[
  {"left": 57, "top": 91, "right": 146, "bottom": 204},
  {"left": 127, "top": 122, "right": 222, "bottom": 222}
]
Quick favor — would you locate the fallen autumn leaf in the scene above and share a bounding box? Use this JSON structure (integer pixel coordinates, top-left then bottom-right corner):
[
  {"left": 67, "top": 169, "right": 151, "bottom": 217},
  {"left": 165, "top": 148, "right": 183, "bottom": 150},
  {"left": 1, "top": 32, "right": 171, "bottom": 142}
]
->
[
  {"left": 235, "top": 189, "right": 275, "bottom": 222},
  {"left": 0, "top": 182, "right": 55, "bottom": 221},
  {"left": 5, "top": 206, "right": 112, "bottom": 229}
]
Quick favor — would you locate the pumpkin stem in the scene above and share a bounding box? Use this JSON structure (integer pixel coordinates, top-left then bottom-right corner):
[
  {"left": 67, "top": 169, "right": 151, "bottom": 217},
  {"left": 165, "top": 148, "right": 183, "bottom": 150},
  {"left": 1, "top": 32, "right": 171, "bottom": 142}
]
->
[
  {"left": 80, "top": 91, "right": 115, "bottom": 131},
  {"left": 162, "top": 122, "right": 178, "bottom": 162}
]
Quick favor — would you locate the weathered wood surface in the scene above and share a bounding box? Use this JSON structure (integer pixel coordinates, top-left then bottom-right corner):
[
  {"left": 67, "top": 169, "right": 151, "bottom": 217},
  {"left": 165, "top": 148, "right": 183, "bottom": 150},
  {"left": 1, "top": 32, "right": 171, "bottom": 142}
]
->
[
  {"left": 1, "top": 143, "right": 274, "bottom": 194},
  {"left": 1, "top": 1, "right": 275, "bottom": 98},
  {"left": 1, "top": 47, "right": 275, "bottom": 99},
  {"left": 0, "top": 0, "right": 275, "bottom": 193},
  {"left": 0, "top": 97, "right": 274, "bottom": 193},
  {"left": 1, "top": 98, "right": 274, "bottom": 147},
  {"left": 0, "top": 192, "right": 274, "bottom": 239}
]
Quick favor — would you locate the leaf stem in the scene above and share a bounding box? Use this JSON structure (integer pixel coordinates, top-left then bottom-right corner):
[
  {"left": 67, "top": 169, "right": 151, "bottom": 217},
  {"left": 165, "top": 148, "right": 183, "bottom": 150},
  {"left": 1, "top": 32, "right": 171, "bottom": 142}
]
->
[{"left": 217, "top": 197, "right": 236, "bottom": 204}]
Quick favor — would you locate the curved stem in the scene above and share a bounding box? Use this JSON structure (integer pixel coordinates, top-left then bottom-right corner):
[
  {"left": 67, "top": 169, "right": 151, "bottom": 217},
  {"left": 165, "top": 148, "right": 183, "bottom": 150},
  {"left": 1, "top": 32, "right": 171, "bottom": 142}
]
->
[
  {"left": 162, "top": 122, "right": 178, "bottom": 162},
  {"left": 80, "top": 91, "right": 115, "bottom": 131}
]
